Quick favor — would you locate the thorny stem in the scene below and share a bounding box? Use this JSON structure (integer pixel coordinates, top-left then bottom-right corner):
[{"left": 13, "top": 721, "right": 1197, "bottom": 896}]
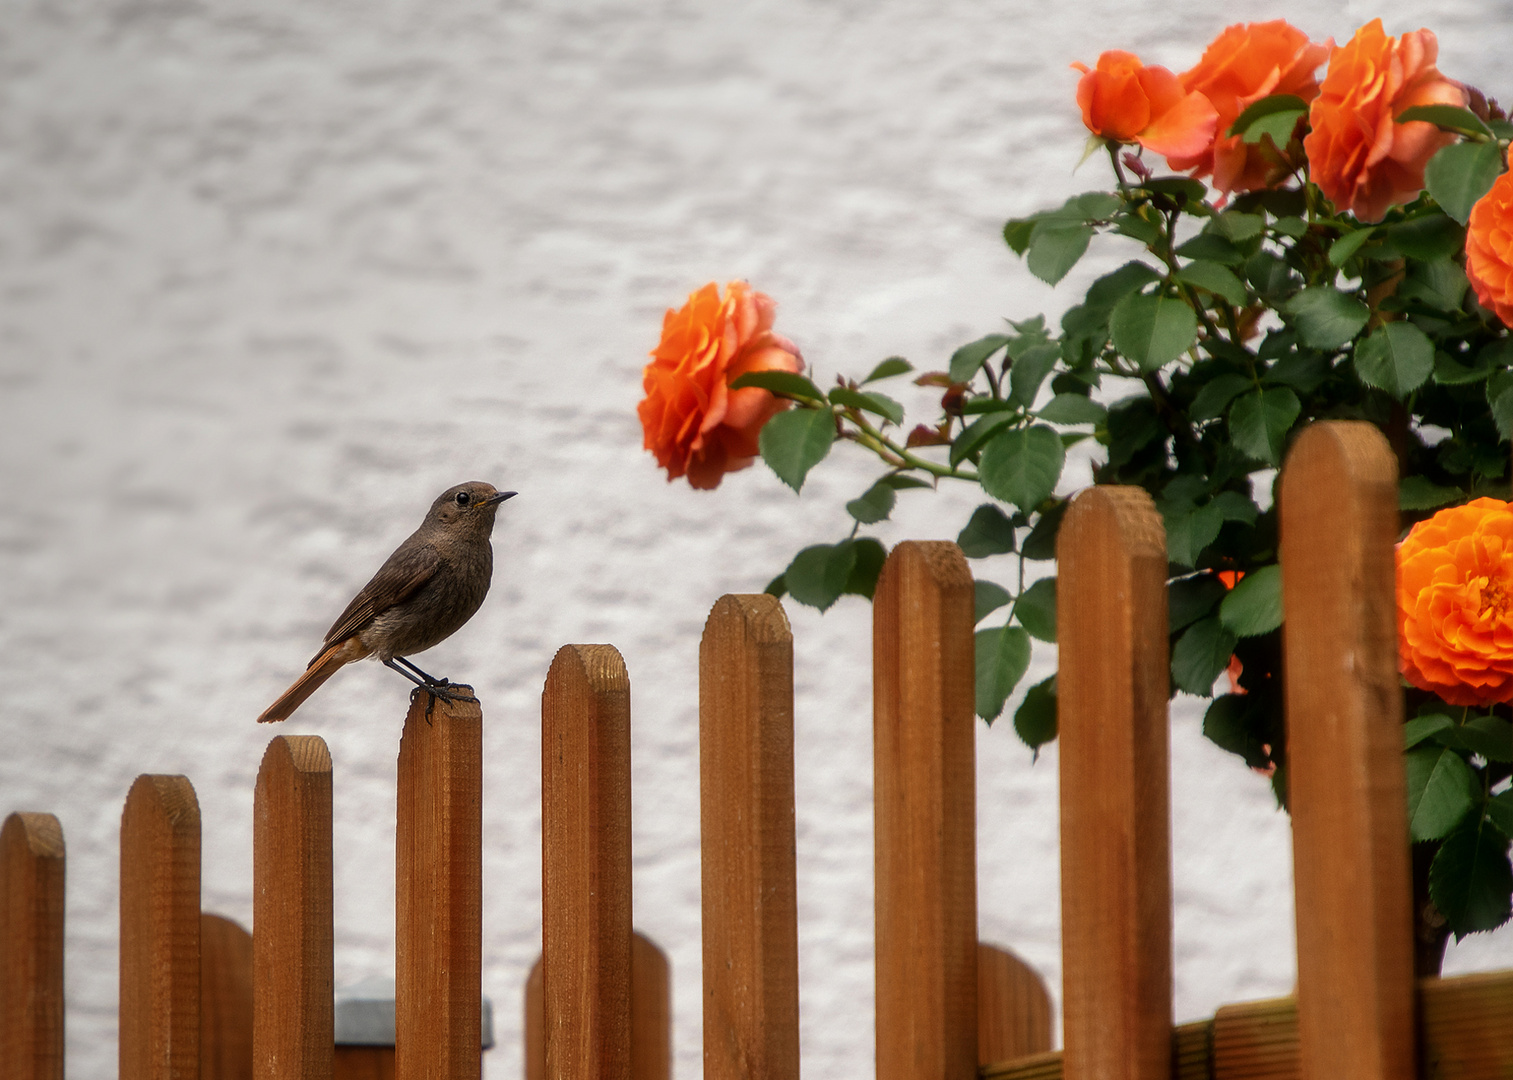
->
[{"left": 846, "top": 410, "right": 981, "bottom": 482}]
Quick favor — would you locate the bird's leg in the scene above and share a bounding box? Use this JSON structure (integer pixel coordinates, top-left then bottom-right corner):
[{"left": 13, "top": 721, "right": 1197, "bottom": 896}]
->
[
  {"left": 391, "top": 655, "right": 451, "bottom": 689},
  {"left": 383, "top": 658, "right": 478, "bottom": 720}
]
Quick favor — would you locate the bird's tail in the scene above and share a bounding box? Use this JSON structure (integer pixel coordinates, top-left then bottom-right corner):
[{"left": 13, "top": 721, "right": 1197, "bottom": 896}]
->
[{"left": 257, "top": 637, "right": 371, "bottom": 723}]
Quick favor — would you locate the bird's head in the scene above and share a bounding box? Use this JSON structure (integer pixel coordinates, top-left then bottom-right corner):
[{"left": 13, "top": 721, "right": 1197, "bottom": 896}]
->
[{"left": 428, "top": 482, "right": 516, "bottom": 531}]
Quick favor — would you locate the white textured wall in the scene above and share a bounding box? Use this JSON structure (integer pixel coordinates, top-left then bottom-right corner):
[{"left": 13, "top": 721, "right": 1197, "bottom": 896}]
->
[{"left": 2, "top": 2, "right": 1511, "bottom": 1076}]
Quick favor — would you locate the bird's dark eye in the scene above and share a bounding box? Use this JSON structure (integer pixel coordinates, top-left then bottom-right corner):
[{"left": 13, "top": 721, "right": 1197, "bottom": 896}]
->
[{"left": 455, "top": 491, "right": 471, "bottom": 506}]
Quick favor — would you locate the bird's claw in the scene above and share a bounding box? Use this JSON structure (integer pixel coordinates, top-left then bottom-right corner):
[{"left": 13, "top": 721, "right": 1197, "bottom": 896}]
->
[{"left": 410, "top": 681, "right": 479, "bottom": 724}]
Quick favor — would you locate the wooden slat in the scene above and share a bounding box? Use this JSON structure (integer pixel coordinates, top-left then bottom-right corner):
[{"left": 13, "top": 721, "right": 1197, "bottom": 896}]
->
[
  {"left": 1056, "top": 486, "right": 1172, "bottom": 1080},
  {"left": 253, "top": 734, "right": 333, "bottom": 1080},
  {"left": 0, "top": 812, "right": 65, "bottom": 1080},
  {"left": 334, "top": 1047, "right": 396, "bottom": 1080},
  {"left": 201, "top": 913, "right": 253, "bottom": 1080},
  {"left": 1279, "top": 421, "right": 1413, "bottom": 1080},
  {"left": 976, "top": 943, "right": 1052, "bottom": 1065},
  {"left": 120, "top": 774, "right": 201, "bottom": 1080},
  {"left": 524, "top": 931, "right": 672, "bottom": 1080},
  {"left": 1211, "top": 997, "right": 1296, "bottom": 1080},
  {"left": 1172, "top": 1020, "right": 1212, "bottom": 1080},
  {"left": 699, "top": 593, "right": 799, "bottom": 1080},
  {"left": 542, "top": 645, "right": 632, "bottom": 1080},
  {"left": 874, "top": 540, "right": 978, "bottom": 1080},
  {"left": 396, "top": 692, "right": 484, "bottom": 1080},
  {"left": 1419, "top": 970, "right": 1513, "bottom": 1080}
]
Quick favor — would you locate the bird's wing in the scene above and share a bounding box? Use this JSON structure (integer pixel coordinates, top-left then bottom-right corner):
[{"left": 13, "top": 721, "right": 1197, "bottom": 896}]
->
[{"left": 315, "top": 540, "right": 441, "bottom": 657}]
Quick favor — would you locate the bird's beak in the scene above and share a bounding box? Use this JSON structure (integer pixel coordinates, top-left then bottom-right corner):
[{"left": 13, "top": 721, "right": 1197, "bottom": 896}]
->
[{"left": 486, "top": 491, "right": 517, "bottom": 506}]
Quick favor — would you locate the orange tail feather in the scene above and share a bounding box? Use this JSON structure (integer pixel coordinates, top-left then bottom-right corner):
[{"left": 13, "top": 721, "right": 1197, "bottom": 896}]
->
[{"left": 257, "top": 637, "right": 370, "bottom": 723}]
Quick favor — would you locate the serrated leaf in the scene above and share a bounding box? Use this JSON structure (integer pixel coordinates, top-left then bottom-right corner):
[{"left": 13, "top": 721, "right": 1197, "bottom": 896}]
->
[
  {"left": 759, "top": 407, "right": 836, "bottom": 492},
  {"left": 1272, "top": 216, "right": 1308, "bottom": 238},
  {"left": 1172, "top": 615, "right": 1239, "bottom": 695},
  {"left": 1399, "top": 476, "right": 1462, "bottom": 511},
  {"left": 1143, "top": 176, "right": 1208, "bottom": 201},
  {"left": 1175, "top": 233, "right": 1245, "bottom": 265},
  {"left": 1228, "top": 387, "right": 1301, "bottom": 466},
  {"left": 843, "top": 537, "right": 888, "bottom": 600},
  {"left": 1354, "top": 322, "right": 1434, "bottom": 398},
  {"left": 1009, "top": 343, "right": 1060, "bottom": 408},
  {"left": 1014, "top": 577, "right": 1057, "bottom": 642},
  {"left": 975, "top": 625, "right": 1032, "bottom": 721},
  {"left": 830, "top": 386, "right": 905, "bottom": 425},
  {"left": 1387, "top": 213, "right": 1468, "bottom": 260},
  {"left": 1026, "top": 222, "right": 1094, "bottom": 285},
  {"left": 979, "top": 425, "right": 1066, "bottom": 512},
  {"left": 1219, "top": 563, "right": 1283, "bottom": 637},
  {"left": 1406, "top": 713, "right": 1456, "bottom": 749},
  {"left": 1203, "top": 693, "right": 1272, "bottom": 770},
  {"left": 1209, "top": 490, "right": 1258, "bottom": 524},
  {"left": 1430, "top": 816, "right": 1513, "bottom": 938},
  {"left": 878, "top": 473, "right": 932, "bottom": 490},
  {"left": 951, "top": 411, "right": 1016, "bottom": 467},
  {"left": 846, "top": 482, "right": 896, "bottom": 524},
  {"left": 730, "top": 370, "right": 826, "bottom": 400},
  {"left": 1398, "top": 104, "right": 1495, "bottom": 139},
  {"left": 863, "top": 357, "right": 913, "bottom": 383},
  {"left": 1399, "top": 259, "right": 1468, "bottom": 313},
  {"left": 974, "top": 580, "right": 1012, "bottom": 623},
  {"left": 1169, "top": 574, "right": 1226, "bottom": 634},
  {"left": 764, "top": 573, "right": 787, "bottom": 598},
  {"left": 1213, "top": 212, "right": 1265, "bottom": 242},
  {"left": 1229, "top": 93, "right": 1309, "bottom": 137},
  {"left": 1037, "top": 393, "right": 1107, "bottom": 425},
  {"left": 957, "top": 504, "right": 1017, "bottom": 558},
  {"left": 1163, "top": 502, "right": 1224, "bottom": 568},
  {"left": 949, "top": 335, "right": 1012, "bottom": 383},
  {"left": 1489, "top": 791, "right": 1513, "bottom": 841},
  {"left": 1021, "top": 499, "right": 1068, "bottom": 561},
  {"left": 1004, "top": 217, "right": 1037, "bottom": 254},
  {"left": 1328, "top": 227, "right": 1379, "bottom": 267},
  {"left": 1490, "top": 371, "right": 1513, "bottom": 440},
  {"left": 783, "top": 542, "right": 856, "bottom": 611},
  {"left": 1110, "top": 292, "right": 1198, "bottom": 371},
  {"left": 1086, "top": 261, "right": 1163, "bottom": 312},
  {"left": 1242, "top": 108, "right": 1306, "bottom": 146},
  {"left": 1175, "top": 260, "right": 1249, "bottom": 306},
  {"left": 1406, "top": 745, "right": 1479, "bottom": 841},
  {"left": 1014, "top": 675, "right": 1058, "bottom": 748},
  {"left": 1442, "top": 715, "right": 1513, "bottom": 762},
  {"left": 1190, "top": 373, "right": 1253, "bottom": 422},
  {"left": 1284, "top": 287, "right": 1370, "bottom": 350}
]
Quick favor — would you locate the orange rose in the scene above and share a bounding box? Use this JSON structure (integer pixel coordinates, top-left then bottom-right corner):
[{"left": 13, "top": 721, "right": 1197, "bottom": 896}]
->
[
  {"left": 1304, "top": 20, "right": 1467, "bottom": 222},
  {"left": 1073, "top": 51, "right": 1219, "bottom": 161},
  {"left": 1466, "top": 151, "right": 1513, "bottom": 328},
  {"left": 1397, "top": 498, "right": 1513, "bottom": 706},
  {"left": 1166, "top": 21, "right": 1330, "bottom": 196},
  {"left": 638, "top": 281, "right": 804, "bottom": 490}
]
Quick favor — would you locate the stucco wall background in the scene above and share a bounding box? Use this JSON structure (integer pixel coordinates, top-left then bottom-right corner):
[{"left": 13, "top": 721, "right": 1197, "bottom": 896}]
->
[{"left": 3, "top": 2, "right": 1512, "bottom": 1076}]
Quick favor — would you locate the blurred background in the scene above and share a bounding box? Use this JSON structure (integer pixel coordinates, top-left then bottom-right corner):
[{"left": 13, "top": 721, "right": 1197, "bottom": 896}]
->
[{"left": 3, "top": 1, "right": 1511, "bottom": 1076}]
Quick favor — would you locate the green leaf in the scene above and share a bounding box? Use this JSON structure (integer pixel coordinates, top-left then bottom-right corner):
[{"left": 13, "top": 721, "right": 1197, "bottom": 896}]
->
[
  {"left": 951, "top": 411, "right": 1016, "bottom": 467},
  {"left": 1405, "top": 713, "right": 1456, "bottom": 749},
  {"left": 1175, "top": 233, "right": 1245, "bottom": 265},
  {"left": 1399, "top": 476, "right": 1462, "bottom": 511},
  {"left": 1399, "top": 259, "right": 1468, "bottom": 313},
  {"left": 1009, "top": 344, "right": 1061, "bottom": 408},
  {"left": 1213, "top": 212, "right": 1266, "bottom": 242},
  {"left": 783, "top": 542, "right": 857, "bottom": 611},
  {"left": 957, "top": 504, "right": 1017, "bottom": 558},
  {"left": 949, "top": 335, "right": 1012, "bottom": 383},
  {"left": 1490, "top": 371, "right": 1513, "bottom": 440},
  {"left": 1021, "top": 499, "right": 1068, "bottom": 561},
  {"left": 979, "top": 425, "right": 1066, "bottom": 512},
  {"left": 1175, "top": 260, "right": 1249, "bottom": 306},
  {"left": 1037, "top": 394, "right": 1107, "bottom": 425},
  {"left": 1430, "top": 816, "right": 1513, "bottom": 938},
  {"left": 1110, "top": 292, "right": 1198, "bottom": 371},
  {"left": 863, "top": 357, "right": 913, "bottom": 383},
  {"left": 1228, "top": 387, "right": 1301, "bottom": 466},
  {"left": 1203, "top": 693, "right": 1272, "bottom": 770},
  {"left": 1397, "top": 104, "right": 1495, "bottom": 139},
  {"left": 1026, "top": 223, "right": 1094, "bottom": 285},
  {"left": 1218, "top": 563, "right": 1283, "bottom": 637},
  {"left": 1163, "top": 502, "right": 1224, "bottom": 568},
  {"left": 1406, "top": 745, "right": 1479, "bottom": 841},
  {"left": 975, "top": 625, "right": 1032, "bottom": 721},
  {"left": 1328, "top": 227, "right": 1379, "bottom": 267},
  {"left": 878, "top": 473, "right": 933, "bottom": 491},
  {"left": 1386, "top": 213, "right": 1467, "bottom": 260},
  {"left": 1143, "top": 176, "right": 1208, "bottom": 202},
  {"left": 1489, "top": 790, "right": 1513, "bottom": 841},
  {"left": 1004, "top": 217, "right": 1036, "bottom": 254},
  {"left": 1229, "top": 94, "right": 1309, "bottom": 137},
  {"left": 1242, "top": 108, "right": 1306, "bottom": 146},
  {"left": 830, "top": 386, "right": 905, "bottom": 425},
  {"left": 1209, "top": 490, "right": 1258, "bottom": 524},
  {"left": 843, "top": 537, "right": 888, "bottom": 600},
  {"left": 1086, "top": 261, "right": 1163, "bottom": 312},
  {"left": 764, "top": 573, "right": 787, "bottom": 599},
  {"left": 1441, "top": 715, "right": 1513, "bottom": 762},
  {"left": 1190, "top": 373, "right": 1253, "bottom": 422},
  {"left": 1014, "top": 675, "right": 1058, "bottom": 749},
  {"left": 1284, "top": 288, "right": 1370, "bottom": 350},
  {"left": 730, "top": 370, "right": 826, "bottom": 400},
  {"left": 1169, "top": 574, "right": 1226, "bottom": 634},
  {"left": 1354, "top": 322, "right": 1435, "bottom": 398},
  {"left": 1272, "top": 216, "right": 1308, "bottom": 238},
  {"left": 846, "top": 482, "right": 897, "bottom": 524},
  {"left": 974, "top": 580, "right": 1012, "bottom": 623},
  {"left": 759, "top": 407, "right": 836, "bottom": 492},
  {"left": 1014, "top": 577, "right": 1057, "bottom": 642},
  {"left": 1172, "top": 615, "right": 1238, "bottom": 696}
]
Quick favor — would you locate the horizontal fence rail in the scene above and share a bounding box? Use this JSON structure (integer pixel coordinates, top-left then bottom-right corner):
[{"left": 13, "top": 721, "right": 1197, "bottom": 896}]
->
[{"left": 12, "top": 419, "right": 1513, "bottom": 1080}]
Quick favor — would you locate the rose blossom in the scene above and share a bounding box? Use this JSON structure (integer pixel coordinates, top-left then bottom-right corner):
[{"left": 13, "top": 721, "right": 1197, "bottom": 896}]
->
[
  {"left": 1397, "top": 498, "right": 1513, "bottom": 706},
  {"left": 1165, "top": 21, "right": 1330, "bottom": 196},
  {"left": 1072, "top": 51, "right": 1218, "bottom": 161},
  {"left": 638, "top": 281, "right": 804, "bottom": 490},
  {"left": 1466, "top": 150, "right": 1513, "bottom": 328},
  {"left": 1304, "top": 19, "right": 1467, "bottom": 222}
]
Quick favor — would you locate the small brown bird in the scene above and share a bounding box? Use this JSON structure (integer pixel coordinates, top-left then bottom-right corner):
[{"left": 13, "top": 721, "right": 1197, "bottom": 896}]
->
[{"left": 258, "top": 481, "right": 516, "bottom": 723}]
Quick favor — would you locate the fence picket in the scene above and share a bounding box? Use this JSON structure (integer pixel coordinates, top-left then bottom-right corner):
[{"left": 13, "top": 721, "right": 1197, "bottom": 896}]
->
[
  {"left": 253, "top": 734, "right": 333, "bottom": 1080},
  {"left": 201, "top": 913, "right": 253, "bottom": 1080},
  {"left": 0, "top": 812, "right": 65, "bottom": 1080},
  {"left": 542, "top": 645, "right": 632, "bottom": 1080},
  {"left": 1280, "top": 421, "right": 1414, "bottom": 1080},
  {"left": 699, "top": 594, "right": 799, "bottom": 1080},
  {"left": 396, "top": 693, "right": 484, "bottom": 1080},
  {"left": 120, "top": 774, "right": 201, "bottom": 1080},
  {"left": 873, "top": 540, "right": 978, "bottom": 1080},
  {"left": 976, "top": 943, "right": 1052, "bottom": 1066},
  {"left": 1057, "top": 486, "right": 1173, "bottom": 1080}
]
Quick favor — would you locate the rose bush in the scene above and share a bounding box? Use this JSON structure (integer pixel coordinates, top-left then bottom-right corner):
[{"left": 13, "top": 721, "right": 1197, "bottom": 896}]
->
[{"left": 639, "top": 17, "right": 1513, "bottom": 954}]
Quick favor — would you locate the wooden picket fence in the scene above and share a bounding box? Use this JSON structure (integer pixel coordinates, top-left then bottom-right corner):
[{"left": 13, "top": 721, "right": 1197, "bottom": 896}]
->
[{"left": 5, "top": 419, "right": 1513, "bottom": 1080}]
